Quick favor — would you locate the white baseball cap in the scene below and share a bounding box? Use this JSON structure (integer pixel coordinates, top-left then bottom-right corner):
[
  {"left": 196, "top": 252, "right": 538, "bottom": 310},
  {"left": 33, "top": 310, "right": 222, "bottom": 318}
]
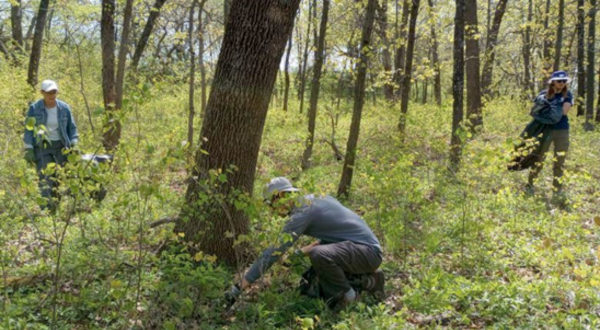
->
[
  {"left": 40, "top": 80, "right": 59, "bottom": 92},
  {"left": 263, "top": 177, "right": 300, "bottom": 200}
]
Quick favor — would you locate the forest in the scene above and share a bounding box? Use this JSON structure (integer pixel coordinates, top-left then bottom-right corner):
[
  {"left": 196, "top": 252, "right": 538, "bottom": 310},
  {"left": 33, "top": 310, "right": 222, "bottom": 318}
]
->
[{"left": 1, "top": 0, "right": 600, "bottom": 328}]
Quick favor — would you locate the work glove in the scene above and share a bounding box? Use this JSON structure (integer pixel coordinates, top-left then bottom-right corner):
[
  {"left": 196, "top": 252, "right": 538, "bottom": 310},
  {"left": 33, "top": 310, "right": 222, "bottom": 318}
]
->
[
  {"left": 24, "top": 148, "right": 35, "bottom": 164},
  {"left": 223, "top": 284, "right": 241, "bottom": 308}
]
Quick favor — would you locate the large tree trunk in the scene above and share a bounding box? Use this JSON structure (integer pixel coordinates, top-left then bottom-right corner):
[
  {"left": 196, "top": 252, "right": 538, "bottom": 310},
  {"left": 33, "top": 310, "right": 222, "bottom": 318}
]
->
[
  {"left": 585, "top": 0, "right": 596, "bottom": 131},
  {"left": 337, "top": 0, "right": 378, "bottom": 199},
  {"left": 283, "top": 34, "right": 293, "bottom": 112},
  {"left": 132, "top": 0, "right": 168, "bottom": 70},
  {"left": 522, "top": 0, "right": 533, "bottom": 98},
  {"left": 101, "top": 0, "right": 120, "bottom": 152},
  {"left": 11, "top": 0, "right": 24, "bottom": 51},
  {"left": 116, "top": 0, "right": 134, "bottom": 111},
  {"left": 428, "top": 0, "right": 441, "bottom": 105},
  {"left": 174, "top": 0, "right": 300, "bottom": 266},
  {"left": 397, "top": 0, "right": 420, "bottom": 134},
  {"left": 450, "top": 0, "right": 465, "bottom": 166},
  {"left": 187, "top": 1, "right": 197, "bottom": 148},
  {"left": 298, "top": 0, "right": 314, "bottom": 114},
  {"left": 394, "top": 0, "right": 411, "bottom": 100},
  {"left": 480, "top": 0, "right": 508, "bottom": 98},
  {"left": 465, "top": 0, "right": 482, "bottom": 132},
  {"left": 553, "top": 0, "right": 564, "bottom": 72},
  {"left": 377, "top": 0, "right": 394, "bottom": 100},
  {"left": 576, "top": 0, "right": 586, "bottom": 116},
  {"left": 27, "top": 0, "right": 51, "bottom": 89},
  {"left": 302, "top": 0, "right": 330, "bottom": 170}
]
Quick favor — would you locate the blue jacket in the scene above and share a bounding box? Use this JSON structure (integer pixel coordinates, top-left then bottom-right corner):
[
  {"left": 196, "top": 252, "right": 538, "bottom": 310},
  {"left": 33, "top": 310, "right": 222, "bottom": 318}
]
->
[{"left": 23, "top": 99, "right": 79, "bottom": 149}]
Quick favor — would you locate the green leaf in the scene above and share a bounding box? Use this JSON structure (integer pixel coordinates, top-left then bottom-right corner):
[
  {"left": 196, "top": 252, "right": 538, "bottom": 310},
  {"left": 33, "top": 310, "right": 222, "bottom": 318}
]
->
[
  {"left": 26, "top": 117, "right": 36, "bottom": 131},
  {"left": 163, "top": 321, "right": 176, "bottom": 330}
]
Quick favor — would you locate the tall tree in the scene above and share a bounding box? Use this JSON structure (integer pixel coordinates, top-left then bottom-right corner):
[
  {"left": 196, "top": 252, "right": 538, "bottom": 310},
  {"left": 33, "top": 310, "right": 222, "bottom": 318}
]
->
[
  {"left": 27, "top": 0, "right": 51, "bottom": 88},
  {"left": 394, "top": 0, "right": 411, "bottom": 100},
  {"left": 298, "top": 0, "right": 314, "bottom": 114},
  {"left": 576, "top": 0, "right": 586, "bottom": 116},
  {"left": 101, "top": 0, "right": 119, "bottom": 152},
  {"left": 302, "top": 0, "right": 330, "bottom": 170},
  {"left": 116, "top": 0, "right": 134, "bottom": 111},
  {"left": 338, "top": 0, "right": 378, "bottom": 198},
  {"left": 198, "top": 0, "right": 208, "bottom": 115},
  {"left": 428, "top": 0, "right": 441, "bottom": 105},
  {"left": 283, "top": 34, "right": 293, "bottom": 112},
  {"left": 553, "top": 0, "right": 565, "bottom": 72},
  {"left": 132, "top": 0, "right": 169, "bottom": 70},
  {"left": 377, "top": 0, "right": 395, "bottom": 100},
  {"left": 224, "top": 0, "right": 231, "bottom": 24},
  {"left": 187, "top": 0, "right": 198, "bottom": 148},
  {"left": 465, "top": 0, "right": 482, "bottom": 132},
  {"left": 522, "top": 0, "right": 533, "bottom": 97},
  {"left": 540, "top": 0, "right": 552, "bottom": 88},
  {"left": 585, "top": 0, "right": 596, "bottom": 131},
  {"left": 397, "top": 0, "right": 420, "bottom": 134},
  {"left": 450, "top": 0, "right": 465, "bottom": 165},
  {"left": 11, "top": 0, "right": 24, "bottom": 51},
  {"left": 480, "top": 0, "right": 508, "bottom": 98},
  {"left": 174, "top": 0, "right": 300, "bottom": 265}
]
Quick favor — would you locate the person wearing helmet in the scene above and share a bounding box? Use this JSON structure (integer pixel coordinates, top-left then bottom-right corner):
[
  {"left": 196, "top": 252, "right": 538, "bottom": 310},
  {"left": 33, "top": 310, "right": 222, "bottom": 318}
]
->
[
  {"left": 23, "top": 80, "right": 79, "bottom": 211},
  {"left": 224, "top": 177, "right": 385, "bottom": 310}
]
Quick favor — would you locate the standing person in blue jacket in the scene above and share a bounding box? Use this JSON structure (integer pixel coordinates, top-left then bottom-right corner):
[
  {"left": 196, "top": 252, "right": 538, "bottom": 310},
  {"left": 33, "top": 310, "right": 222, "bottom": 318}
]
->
[
  {"left": 23, "top": 80, "right": 79, "bottom": 211},
  {"left": 224, "top": 177, "right": 385, "bottom": 311},
  {"left": 526, "top": 71, "right": 573, "bottom": 203}
]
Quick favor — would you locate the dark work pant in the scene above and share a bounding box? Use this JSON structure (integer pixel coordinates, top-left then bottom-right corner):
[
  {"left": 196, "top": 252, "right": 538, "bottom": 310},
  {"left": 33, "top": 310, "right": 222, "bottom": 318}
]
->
[
  {"left": 34, "top": 140, "right": 67, "bottom": 210},
  {"left": 528, "top": 129, "right": 569, "bottom": 192},
  {"left": 308, "top": 241, "right": 382, "bottom": 302}
]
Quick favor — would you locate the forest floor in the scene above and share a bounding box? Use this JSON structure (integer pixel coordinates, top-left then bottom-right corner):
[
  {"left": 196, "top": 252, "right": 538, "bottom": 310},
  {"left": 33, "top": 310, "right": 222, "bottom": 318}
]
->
[{"left": 1, "top": 76, "right": 600, "bottom": 329}]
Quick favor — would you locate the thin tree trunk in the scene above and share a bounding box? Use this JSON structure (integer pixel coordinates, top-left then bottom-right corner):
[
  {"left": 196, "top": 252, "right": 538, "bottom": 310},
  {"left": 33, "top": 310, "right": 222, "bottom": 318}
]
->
[
  {"left": 553, "top": 0, "right": 564, "bottom": 72},
  {"left": 27, "top": 0, "right": 51, "bottom": 89},
  {"left": 338, "top": 0, "right": 378, "bottom": 199},
  {"left": 101, "top": 0, "right": 120, "bottom": 152},
  {"left": 174, "top": 0, "right": 300, "bottom": 265},
  {"left": 377, "top": 0, "right": 394, "bottom": 100},
  {"left": 283, "top": 34, "right": 293, "bottom": 112},
  {"left": 11, "top": 0, "right": 24, "bottom": 50},
  {"left": 596, "top": 69, "right": 600, "bottom": 122},
  {"left": 428, "top": 0, "right": 441, "bottom": 105},
  {"left": 394, "top": 0, "right": 411, "bottom": 100},
  {"left": 522, "top": 0, "right": 533, "bottom": 98},
  {"left": 302, "top": 0, "right": 330, "bottom": 170},
  {"left": 465, "top": 0, "right": 482, "bottom": 132},
  {"left": 198, "top": 0, "right": 208, "bottom": 116},
  {"left": 398, "top": 0, "right": 420, "bottom": 134},
  {"left": 298, "top": 0, "right": 314, "bottom": 114},
  {"left": 116, "top": 0, "right": 134, "bottom": 111},
  {"left": 422, "top": 77, "right": 428, "bottom": 104},
  {"left": 540, "top": 0, "right": 552, "bottom": 88},
  {"left": 576, "top": 0, "right": 586, "bottom": 116},
  {"left": 187, "top": 0, "right": 197, "bottom": 148},
  {"left": 450, "top": 0, "right": 465, "bottom": 166},
  {"left": 585, "top": 0, "right": 596, "bottom": 131},
  {"left": 480, "top": 0, "right": 508, "bottom": 98},
  {"left": 132, "top": 0, "right": 168, "bottom": 70}
]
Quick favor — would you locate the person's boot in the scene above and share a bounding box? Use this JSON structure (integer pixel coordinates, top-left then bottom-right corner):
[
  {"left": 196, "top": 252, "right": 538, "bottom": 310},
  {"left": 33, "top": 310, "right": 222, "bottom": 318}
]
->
[
  {"left": 361, "top": 269, "right": 385, "bottom": 300},
  {"left": 332, "top": 289, "right": 360, "bottom": 313}
]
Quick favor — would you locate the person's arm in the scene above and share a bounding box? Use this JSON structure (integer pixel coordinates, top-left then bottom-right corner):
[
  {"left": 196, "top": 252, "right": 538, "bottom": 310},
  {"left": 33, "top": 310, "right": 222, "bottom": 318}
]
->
[
  {"left": 66, "top": 105, "right": 79, "bottom": 146},
  {"left": 563, "top": 92, "right": 574, "bottom": 115}
]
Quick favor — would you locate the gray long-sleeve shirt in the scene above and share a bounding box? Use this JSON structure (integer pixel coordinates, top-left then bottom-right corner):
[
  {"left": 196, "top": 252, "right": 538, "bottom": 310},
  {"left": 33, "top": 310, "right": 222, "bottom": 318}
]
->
[{"left": 244, "top": 194, "right": 382, "bottom": 284}]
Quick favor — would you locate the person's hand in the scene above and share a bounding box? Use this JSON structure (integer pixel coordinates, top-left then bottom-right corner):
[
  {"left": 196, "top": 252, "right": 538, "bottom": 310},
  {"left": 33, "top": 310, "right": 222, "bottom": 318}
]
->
[
  {"left": 223, "top": 284, "right": 241, "bottom": 308},
  {"left": 24, "top": 148, "right": 35, "bottom": 164},
  {"left": 300, "top": 240, "right": 320, "bottom": 255}
]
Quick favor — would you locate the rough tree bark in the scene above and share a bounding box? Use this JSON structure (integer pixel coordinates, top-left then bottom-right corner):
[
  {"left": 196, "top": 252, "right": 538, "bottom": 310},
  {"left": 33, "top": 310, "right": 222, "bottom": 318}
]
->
[
  {"left": 377, "top": 0, "right": 395, "bottom": 100},
  {"left": 174, "top": 0, "right": 300, "bottom": 266},
  {"left": 302, "top": 0, "right": 330, "bottom": 170},
  {"left": 398, "top": 0, "right": 420, "bottom": 134},
  {"left": 576, "top": 0, "right": 586, "bottom": 116},
  {"left": 428, "top": 0, "right": 441, "bottom": 105},
  {"left": 27, "top": 0, "right": 51, "bottom": 88},
  {"left": 450, "top": 0, "right": 465, "bottom": 166},
  {"left": 480, "top": 0, "right": 508, "bottom": 98},
  {"left": 101, "top": 0, "right": 120, "bottom": 152},
  {"left": 465, "top": 0, "right": 482, "bottom": 132},
  {"left": 132, "top": 0, "right": 169, "bottom": 70},
  {"left": 11, "top": 0, "right": 24, "bottom": 51},
  {"left": 585, "top": 0, "right": 596, "bottom": 131},
  {"left": 553, "top": 0, "right": 564, "bottom": 72},
  {"left": 394, "top": 0, "right": 410, "bottom": 100},
  {"left": 338, "top": 0, "right": 378, "bottom": 199}
]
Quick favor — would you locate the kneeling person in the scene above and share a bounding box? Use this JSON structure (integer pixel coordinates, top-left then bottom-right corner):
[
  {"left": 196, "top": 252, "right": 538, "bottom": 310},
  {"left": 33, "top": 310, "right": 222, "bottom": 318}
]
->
[{"left": 225, "top": 177, "right": 384, "bottom": 309}]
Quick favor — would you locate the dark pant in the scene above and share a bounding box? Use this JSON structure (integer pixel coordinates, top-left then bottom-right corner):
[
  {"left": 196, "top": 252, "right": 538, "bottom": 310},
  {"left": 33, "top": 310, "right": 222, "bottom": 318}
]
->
[
  {"left": 308, "top": 241, "right": 382, "bottom": 302},
  {"left": 528, "top": 129, "right": 569, "bottom": 192},
  {"left": 34, "top": 140, "right": 68, "bottom": 210}
]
